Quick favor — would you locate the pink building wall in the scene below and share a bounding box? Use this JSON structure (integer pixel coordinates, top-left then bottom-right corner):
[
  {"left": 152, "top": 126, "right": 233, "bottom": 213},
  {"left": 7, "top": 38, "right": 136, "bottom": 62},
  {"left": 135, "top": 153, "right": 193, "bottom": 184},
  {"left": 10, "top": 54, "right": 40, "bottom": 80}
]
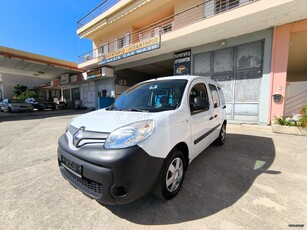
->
[{"left": 269, "top": 19, "right": 307, "bottom": 121}]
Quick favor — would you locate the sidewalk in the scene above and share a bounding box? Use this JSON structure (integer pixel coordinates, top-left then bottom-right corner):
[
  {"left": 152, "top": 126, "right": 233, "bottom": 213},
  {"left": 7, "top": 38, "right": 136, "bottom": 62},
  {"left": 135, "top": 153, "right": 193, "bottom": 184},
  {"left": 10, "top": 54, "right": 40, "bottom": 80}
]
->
[{"left": 0, "top": 109, "right": 91, "bottom": 122}]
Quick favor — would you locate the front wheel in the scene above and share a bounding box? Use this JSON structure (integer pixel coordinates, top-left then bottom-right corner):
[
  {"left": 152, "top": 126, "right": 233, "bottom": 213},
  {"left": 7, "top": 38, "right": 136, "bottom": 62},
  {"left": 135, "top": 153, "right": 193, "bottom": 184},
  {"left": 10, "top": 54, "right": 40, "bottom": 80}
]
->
[
  {"left": 154, "top": 149, "right": 186, "bottom": 200},
  {"left": 214, "top": 123, "right": 226, "bottom": 146}
]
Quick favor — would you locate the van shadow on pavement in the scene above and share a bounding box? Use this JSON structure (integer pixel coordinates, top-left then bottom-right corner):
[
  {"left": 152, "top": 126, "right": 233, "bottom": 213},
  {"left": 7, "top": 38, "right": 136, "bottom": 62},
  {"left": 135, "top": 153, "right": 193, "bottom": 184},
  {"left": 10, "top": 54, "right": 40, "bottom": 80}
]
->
[{"left": 106, "top": 133, "right": 278, "bottom": 225}]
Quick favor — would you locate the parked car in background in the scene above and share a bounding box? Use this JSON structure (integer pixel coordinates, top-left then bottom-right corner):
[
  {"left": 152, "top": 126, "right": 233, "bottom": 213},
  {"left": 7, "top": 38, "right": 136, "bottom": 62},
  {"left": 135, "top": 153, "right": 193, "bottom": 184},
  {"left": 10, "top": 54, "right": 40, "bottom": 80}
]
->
[
  {"left": 25, "top": 98, "right": 58, "bottom": 111},
  {"left": 57, "top": 101, "right": 68, "bottom": 110},
  {"left": 0, "top": 99, "right": 34, "bottom": 112}
]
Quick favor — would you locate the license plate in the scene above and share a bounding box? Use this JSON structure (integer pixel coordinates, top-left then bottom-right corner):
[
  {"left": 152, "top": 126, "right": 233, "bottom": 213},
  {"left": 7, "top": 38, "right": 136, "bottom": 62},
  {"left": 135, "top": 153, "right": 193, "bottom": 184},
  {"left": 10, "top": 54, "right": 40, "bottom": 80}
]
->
[{"left": 61, "top": 155, "right": 82, "bottom": 177}]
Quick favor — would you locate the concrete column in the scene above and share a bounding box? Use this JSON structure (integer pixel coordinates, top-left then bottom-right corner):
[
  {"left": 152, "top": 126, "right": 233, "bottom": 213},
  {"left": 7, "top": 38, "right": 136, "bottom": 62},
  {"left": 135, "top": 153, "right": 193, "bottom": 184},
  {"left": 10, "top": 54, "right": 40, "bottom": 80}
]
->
[{"left": 269, "top": 24, "right": 292, "bottom": 121}]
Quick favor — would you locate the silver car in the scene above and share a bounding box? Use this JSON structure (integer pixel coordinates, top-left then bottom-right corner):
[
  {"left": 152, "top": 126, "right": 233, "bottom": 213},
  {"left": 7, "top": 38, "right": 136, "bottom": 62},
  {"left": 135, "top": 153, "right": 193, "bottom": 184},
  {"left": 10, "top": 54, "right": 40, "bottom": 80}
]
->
[{"left": 0, "top": 99, "right": 34, "bottom": 112}]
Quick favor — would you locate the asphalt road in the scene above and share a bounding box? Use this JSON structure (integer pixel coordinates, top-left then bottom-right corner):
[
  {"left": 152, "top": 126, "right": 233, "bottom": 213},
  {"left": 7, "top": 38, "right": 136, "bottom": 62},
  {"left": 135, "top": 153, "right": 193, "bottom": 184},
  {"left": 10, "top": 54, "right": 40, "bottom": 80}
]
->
[{"left": 0, "top": 111, "right": 306, "bottom": 230}]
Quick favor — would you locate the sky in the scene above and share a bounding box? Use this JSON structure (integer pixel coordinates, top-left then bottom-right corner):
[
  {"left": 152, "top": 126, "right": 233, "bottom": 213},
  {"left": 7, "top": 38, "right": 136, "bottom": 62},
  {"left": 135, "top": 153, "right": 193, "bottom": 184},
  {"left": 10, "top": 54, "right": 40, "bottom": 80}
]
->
[{"left": 0, "top": 0, "right": 104, "bottom": 63}]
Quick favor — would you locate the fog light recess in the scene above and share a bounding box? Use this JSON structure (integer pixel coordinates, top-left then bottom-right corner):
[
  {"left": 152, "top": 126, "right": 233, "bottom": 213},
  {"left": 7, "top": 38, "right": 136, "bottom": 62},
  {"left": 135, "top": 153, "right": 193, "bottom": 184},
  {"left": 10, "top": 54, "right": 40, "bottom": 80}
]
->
[{"left": 112, "top": 186, "right": 128, "bottom": 197}]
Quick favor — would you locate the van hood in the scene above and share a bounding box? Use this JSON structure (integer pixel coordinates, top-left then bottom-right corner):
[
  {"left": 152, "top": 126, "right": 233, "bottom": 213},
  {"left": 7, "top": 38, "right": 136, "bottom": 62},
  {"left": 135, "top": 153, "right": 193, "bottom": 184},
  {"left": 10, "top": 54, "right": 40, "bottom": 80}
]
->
[{"left": 70, "top": 109, "right": 157, "bottom": 133}]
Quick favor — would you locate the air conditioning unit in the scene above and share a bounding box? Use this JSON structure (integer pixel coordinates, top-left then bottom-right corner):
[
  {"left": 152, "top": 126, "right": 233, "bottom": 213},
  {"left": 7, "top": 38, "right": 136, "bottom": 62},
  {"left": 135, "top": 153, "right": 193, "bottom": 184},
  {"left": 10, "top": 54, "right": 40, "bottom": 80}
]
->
[{"left": 101, "top": 67, "right": 114, "bottom": 77}]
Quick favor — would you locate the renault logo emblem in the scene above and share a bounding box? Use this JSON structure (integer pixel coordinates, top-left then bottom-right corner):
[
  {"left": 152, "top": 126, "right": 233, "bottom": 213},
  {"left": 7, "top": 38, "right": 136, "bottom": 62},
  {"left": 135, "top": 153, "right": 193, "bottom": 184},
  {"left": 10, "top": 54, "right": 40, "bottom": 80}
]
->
[{"left": 73, "top": 126, "right": 85, "bottom": 147}]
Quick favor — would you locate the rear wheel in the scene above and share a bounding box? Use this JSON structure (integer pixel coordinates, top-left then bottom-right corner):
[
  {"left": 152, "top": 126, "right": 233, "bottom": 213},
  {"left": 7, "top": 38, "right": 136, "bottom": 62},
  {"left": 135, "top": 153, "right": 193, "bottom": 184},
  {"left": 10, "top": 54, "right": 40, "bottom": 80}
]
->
[
  {"left": 214, "top": 123, "right": 226, "bottom": 146},
  {"left": 154, "top": 149, "right": 186, "bottom": 200}
]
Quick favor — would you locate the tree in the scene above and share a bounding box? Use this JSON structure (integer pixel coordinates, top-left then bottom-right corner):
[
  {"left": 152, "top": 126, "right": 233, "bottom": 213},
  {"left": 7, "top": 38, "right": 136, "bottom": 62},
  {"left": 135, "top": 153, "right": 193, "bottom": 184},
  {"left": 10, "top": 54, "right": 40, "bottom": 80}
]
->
[
  {"left": 18, "top": 91, "right": 38, "bottom": 101},
  {"left": 13, "top": 84, "right": 28, "bottom": 98}
]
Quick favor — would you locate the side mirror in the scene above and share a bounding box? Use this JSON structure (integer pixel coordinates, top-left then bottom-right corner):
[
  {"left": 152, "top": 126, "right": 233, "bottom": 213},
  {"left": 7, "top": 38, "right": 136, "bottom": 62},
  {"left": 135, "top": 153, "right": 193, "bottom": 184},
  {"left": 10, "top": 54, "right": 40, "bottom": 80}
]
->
[{"left": 193, "top": 97, "right": 210, "bottom": 111}]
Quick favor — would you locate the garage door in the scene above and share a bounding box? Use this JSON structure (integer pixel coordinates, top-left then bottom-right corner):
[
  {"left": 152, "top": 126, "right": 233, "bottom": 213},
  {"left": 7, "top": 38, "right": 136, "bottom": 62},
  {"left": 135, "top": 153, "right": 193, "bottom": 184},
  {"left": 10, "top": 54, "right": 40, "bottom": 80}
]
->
[{"left": 194, "top": 41, "right": 263, "bottom": 122}]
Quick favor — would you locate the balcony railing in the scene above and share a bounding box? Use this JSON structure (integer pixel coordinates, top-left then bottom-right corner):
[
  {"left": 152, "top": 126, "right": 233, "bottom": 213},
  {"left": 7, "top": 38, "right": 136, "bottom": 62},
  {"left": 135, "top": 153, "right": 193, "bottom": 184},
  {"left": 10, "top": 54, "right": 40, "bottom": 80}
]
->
[
  {"left": 77, "top": 0, "right": 121, "bottom": 29},
  {"left": 78, "top": 0, "right": 256, "bottom": 63}
]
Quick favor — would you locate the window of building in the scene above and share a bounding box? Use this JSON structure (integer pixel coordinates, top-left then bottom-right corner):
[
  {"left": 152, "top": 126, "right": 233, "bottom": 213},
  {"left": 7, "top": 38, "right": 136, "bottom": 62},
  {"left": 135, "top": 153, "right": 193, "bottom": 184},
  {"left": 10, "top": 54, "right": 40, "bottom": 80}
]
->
[
  {"left": 116, "top": 33, "right": 130, "bottom": 49},
  {"left": 205, "top": 0, "right": 245, "bottom": 17},
  {"left": 100, "top": 43, "right": 109, "bottom": 55},
  {"left": 124, "top": 33, "right": 130, "bottom": 46},
  {"left": 215, "top": 0, "right": 239, "bottom": 13},
  {"left": 118, "top": 37, "right": 125, "bottom": 49},
  {"left": 113, "top": 38, "right": 118, "bottom": 51}
]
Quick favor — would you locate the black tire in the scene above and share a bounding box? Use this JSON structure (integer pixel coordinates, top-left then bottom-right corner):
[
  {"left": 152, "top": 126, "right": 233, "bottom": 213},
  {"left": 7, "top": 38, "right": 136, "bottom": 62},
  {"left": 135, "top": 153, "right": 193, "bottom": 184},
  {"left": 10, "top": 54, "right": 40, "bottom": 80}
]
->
[
  {"left": 8, "top": 107, "right": 12, "bottom": 113},
  {"left": 154, "top": 149, "right": 186, "bottom": 200},
  {"left": 214, "top": 123, "right": 226, "bottom": 146}
]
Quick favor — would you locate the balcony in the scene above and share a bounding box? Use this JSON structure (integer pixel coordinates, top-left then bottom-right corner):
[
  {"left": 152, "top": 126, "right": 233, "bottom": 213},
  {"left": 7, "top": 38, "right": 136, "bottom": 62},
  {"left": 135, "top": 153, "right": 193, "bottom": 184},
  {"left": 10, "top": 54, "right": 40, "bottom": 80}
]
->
[
  {"left": 77, "top": 0, "right": 121, "bottom": 29},
  {"left": 78, "top": 0, "right": 307, "bottom": 68},
  {"left": 79, "top": 0, "right": 256, "bottom": 64}
]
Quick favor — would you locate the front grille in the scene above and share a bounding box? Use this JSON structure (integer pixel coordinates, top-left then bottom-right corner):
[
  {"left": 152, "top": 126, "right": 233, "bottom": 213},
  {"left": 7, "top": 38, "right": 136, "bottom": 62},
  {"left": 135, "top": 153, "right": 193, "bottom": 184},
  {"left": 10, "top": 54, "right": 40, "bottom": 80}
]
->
[
  {"left": 68, "top": 125, "right": 109, "bottom": 148},
  {"left": 64, "top": 167, "right": 102, "bottom": 194}
]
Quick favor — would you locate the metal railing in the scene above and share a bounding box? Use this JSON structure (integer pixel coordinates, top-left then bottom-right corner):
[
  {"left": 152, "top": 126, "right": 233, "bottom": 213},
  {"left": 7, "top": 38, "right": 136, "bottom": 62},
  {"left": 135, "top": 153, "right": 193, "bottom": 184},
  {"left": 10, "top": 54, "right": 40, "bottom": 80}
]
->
[
  {"left": 77, "top": 0, "right": 121, "bottom": 29},
  {"left": 78, "top": 0, "right": 256, "bottom": 63}
]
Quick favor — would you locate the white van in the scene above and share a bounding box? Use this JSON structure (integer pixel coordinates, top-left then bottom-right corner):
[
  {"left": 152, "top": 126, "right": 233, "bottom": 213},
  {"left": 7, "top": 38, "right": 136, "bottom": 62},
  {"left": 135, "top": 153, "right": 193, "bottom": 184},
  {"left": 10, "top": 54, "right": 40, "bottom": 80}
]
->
[{"left": 58, "top": 75, "right": 226, "bottom": 205}]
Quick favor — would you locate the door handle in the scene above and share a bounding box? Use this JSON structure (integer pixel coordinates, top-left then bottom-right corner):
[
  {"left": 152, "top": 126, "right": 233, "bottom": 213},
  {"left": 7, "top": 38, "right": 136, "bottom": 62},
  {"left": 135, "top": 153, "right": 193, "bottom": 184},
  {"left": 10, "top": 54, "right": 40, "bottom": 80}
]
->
[
  {"left": 209, "top": 117, "right": 214, "bottom": 120},
  {"left": 214, "top": 115, "right": 218, "bottom": 118}
]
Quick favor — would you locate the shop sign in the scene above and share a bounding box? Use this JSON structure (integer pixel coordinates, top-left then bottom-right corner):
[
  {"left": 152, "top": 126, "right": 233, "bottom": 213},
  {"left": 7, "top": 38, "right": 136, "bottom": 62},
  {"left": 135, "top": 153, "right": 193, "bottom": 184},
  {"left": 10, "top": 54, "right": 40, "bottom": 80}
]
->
[
  {"left": 70, "top": 75, "right": 77, "bottom": 83},
  {"left": 87, "top": 69, "right": 102, "bottom": 80},
  {"left": 174, "top": 50, "right": 191, "bottom": 75},
  {"left": 100, "top": 36, "right": 161, "bottom": 65},
  {"left": 51, "top": 79, "right": 61, "bottom": 87},
  {"left": 61, "top": 74, "right": 69, "bottom": 84}
]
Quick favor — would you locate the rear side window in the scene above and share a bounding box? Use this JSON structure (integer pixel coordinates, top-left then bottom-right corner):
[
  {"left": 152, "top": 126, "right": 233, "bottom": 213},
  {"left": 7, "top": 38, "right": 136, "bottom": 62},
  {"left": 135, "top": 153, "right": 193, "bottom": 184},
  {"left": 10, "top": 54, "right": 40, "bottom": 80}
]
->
[
  {"left": 218, "top": 86, "right": 226, "bottom": 107},
  {"left": 209, "top": 84, "right": 220, "bottom": 108}
]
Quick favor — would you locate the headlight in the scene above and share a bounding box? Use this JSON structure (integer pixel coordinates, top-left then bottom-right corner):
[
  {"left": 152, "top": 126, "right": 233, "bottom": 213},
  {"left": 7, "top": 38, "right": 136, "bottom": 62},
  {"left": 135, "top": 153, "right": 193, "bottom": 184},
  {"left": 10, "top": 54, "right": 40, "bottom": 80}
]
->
[{"left": 104, "top": 120, "right": 155, "bottom": 149}]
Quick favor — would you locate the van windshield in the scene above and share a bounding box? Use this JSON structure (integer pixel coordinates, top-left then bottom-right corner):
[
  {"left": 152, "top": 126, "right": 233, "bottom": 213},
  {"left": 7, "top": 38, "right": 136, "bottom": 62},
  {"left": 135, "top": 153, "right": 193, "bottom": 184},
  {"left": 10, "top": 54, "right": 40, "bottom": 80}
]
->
[{"left": 109, "top": 80, "right": 188, "bottom": 112}]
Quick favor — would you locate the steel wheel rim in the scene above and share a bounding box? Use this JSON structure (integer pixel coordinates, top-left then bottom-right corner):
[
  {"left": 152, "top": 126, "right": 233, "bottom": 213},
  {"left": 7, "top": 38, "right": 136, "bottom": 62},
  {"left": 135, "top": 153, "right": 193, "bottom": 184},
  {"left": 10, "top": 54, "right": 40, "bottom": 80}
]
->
[{"left": 166, "top": 157, "right": 183, "bottom": 193}]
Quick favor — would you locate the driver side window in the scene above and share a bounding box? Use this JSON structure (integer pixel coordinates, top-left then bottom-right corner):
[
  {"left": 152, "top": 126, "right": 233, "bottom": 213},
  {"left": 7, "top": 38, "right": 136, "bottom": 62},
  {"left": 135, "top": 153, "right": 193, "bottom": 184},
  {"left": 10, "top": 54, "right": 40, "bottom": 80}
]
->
[{"left": 190, "top": 83, "right": 209, "bottom": 114}]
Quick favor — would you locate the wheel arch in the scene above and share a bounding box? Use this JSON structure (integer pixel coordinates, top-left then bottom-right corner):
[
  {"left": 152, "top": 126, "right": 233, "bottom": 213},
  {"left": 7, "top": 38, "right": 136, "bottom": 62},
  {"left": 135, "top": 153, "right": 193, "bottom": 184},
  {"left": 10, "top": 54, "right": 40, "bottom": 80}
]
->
[{"left": 171, "top": 142, "right": 189, "bottom": 170}]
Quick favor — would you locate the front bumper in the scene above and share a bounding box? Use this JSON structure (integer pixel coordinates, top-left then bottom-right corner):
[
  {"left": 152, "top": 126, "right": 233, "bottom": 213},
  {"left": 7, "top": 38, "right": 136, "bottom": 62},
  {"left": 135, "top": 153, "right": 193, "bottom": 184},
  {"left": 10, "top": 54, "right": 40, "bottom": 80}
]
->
[
  {"left": 58, "top": 134, "right": 164, "bottom": 205},
  {"left": 11, "top": 107, "right": 33, "bottom": 112}
]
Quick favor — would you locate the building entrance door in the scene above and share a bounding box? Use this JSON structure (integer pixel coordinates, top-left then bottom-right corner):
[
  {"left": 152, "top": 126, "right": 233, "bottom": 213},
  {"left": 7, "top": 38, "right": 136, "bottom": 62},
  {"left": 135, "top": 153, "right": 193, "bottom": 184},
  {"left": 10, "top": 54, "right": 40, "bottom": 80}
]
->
[{"left": 71, "top": 88, "right": 81, "bottom": 109}]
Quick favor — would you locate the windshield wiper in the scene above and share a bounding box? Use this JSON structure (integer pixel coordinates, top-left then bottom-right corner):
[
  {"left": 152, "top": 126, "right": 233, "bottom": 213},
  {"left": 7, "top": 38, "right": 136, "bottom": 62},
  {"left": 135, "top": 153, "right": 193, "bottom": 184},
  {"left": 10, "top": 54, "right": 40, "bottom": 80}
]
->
[
  {"left": 107, "top": 105, "right": 122, "bottom": 111},
  {"left": 125, "top": 108, "right": 149, "bottom": 112}
]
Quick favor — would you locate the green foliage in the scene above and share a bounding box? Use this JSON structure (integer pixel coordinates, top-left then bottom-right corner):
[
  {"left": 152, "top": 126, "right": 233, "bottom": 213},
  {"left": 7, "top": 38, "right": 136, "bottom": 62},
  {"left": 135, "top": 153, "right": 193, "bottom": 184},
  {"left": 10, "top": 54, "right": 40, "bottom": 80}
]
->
[
  {"left": 274, "top": 105, "right": 307, "bottom": 128},
  {"left": 18, "top": 91, "right": 38, "bottom": 101},
  {"left": 300, "top": 116, "right": 307, "bottom": 128},
  {"left": 13, "top": 84, "right": 28, "bottom": 97},
  {"left": 274, "top": 116, "right": 299, "bottom": 126},
  {"left": 301, "top": 105, "right": 307, "bottom": 116}
]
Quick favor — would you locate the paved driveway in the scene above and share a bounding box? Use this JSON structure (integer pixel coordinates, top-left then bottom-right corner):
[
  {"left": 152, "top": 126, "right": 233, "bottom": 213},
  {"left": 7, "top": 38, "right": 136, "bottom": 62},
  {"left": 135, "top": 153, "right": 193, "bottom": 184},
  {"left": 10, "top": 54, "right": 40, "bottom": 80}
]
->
[{"left": 0, "top": 113, "right": 306, "bottom": 229}]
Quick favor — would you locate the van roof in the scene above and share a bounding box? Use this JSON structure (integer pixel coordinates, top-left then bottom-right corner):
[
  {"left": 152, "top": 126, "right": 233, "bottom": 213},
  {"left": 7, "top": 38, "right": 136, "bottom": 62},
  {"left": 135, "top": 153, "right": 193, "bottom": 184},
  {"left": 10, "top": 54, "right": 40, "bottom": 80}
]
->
[{"left": 144, "top": 75, "right": 221, "bottom": 86}]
